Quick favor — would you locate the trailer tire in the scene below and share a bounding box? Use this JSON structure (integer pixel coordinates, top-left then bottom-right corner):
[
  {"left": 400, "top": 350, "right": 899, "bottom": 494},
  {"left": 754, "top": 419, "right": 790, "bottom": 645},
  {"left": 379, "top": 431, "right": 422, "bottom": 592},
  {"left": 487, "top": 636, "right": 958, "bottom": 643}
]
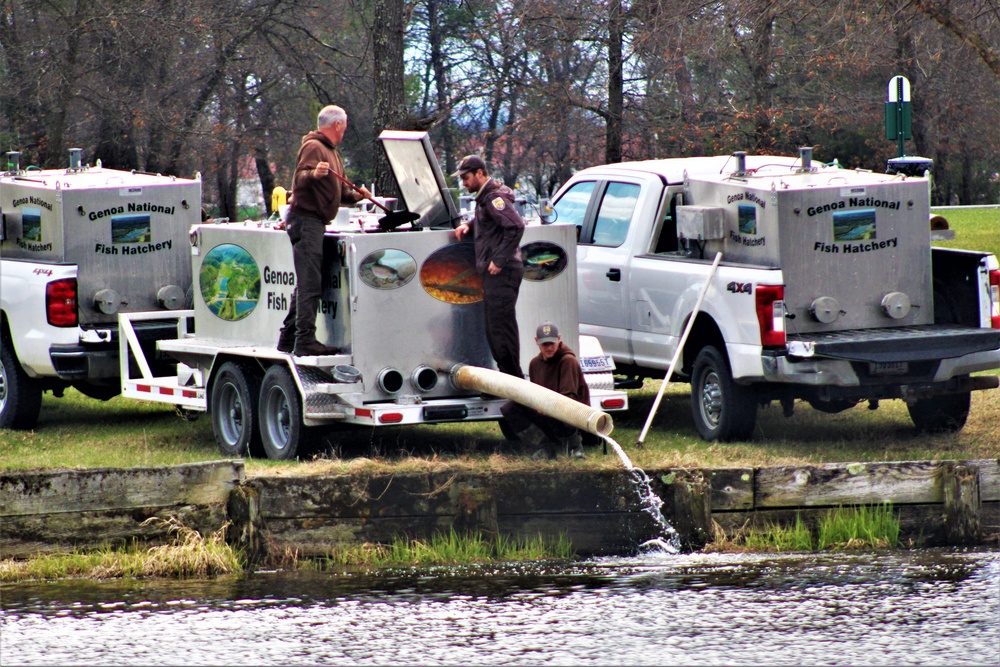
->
[
  {"left": 259, "top": 365, "right": 304, "bottom": 461},
  {"left": 0, "top": 339, "right": 43, "bottom": 430},
  {"left": 690, "top": 345, "right": 757, "bottom": 442},
  {"left": 907, "top": 392, "right": 970, "bottom": 434},
  {"left": 210, "top": 361, "right": 262, "bottom": 457}
]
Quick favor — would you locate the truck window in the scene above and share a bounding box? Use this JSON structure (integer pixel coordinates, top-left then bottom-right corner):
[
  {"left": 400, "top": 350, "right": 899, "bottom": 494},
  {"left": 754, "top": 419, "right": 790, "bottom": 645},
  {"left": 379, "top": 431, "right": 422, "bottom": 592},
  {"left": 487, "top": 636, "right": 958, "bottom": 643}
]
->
[
  {"left": 552, "top": 181, "right": 596, "bottom": 236},
  {"left": 590, "top": 182, "right": 640, "bottom": 247},
  {"left": 653, "top": 193, "right": 680, "bottom": 253}
]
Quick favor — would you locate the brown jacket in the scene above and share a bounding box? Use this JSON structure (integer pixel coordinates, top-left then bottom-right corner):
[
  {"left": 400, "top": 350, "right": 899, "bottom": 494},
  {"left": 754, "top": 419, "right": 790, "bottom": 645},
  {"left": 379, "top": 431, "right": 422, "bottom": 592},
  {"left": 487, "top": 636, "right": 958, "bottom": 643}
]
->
[
  {"left": 289, "top": 131, "right": 362, "bottom": 222},
  {"left": 528, "top": 342, "right": 590, "bottom": 405}
]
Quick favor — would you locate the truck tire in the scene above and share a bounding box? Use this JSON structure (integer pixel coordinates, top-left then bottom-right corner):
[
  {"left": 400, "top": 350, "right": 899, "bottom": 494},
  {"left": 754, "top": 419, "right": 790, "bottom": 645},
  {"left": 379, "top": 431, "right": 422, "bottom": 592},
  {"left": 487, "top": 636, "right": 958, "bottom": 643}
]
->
[
  {"left": 259, "top": 365, "right": 304, "bottom": 461},
  {"left": 907, "top": 392, "right": 970, "bottom": 434},
  {"left": 690, "top": 345, "right": 757, "bottom": 442},
  {"left": 210, "top": 361, "right": 262, "bottom": 457},
  {"left": 0, "top": 340, "right": 43, "bottom": 430}
]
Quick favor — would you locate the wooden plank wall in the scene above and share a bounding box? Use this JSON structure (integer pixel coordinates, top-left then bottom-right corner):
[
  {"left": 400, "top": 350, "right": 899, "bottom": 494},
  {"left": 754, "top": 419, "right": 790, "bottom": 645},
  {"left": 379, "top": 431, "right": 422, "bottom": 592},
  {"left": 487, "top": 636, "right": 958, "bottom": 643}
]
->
[
  {"left": 0, "top": 461, "right": 244, "bottom": 559},
  {"left": 240, "top": 459, "right": 999, "bottom": 558},
  {"left": 2, "top": 459, "right": 996, "bottom": 560}
]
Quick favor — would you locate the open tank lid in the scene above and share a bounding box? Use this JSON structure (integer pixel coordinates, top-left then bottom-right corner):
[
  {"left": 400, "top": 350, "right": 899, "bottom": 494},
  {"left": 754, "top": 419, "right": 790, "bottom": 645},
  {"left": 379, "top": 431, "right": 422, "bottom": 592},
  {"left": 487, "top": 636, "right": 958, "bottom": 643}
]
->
[{"left": 378, "top": 130, "right": 460, "bottom": 229}]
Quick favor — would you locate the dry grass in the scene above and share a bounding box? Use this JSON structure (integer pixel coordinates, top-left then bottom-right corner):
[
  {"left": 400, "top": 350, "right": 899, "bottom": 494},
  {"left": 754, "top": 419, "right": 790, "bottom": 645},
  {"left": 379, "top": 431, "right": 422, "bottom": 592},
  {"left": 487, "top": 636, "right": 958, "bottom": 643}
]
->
[{"left": 0, "top": 518, "right": 241, "bottom": 582}]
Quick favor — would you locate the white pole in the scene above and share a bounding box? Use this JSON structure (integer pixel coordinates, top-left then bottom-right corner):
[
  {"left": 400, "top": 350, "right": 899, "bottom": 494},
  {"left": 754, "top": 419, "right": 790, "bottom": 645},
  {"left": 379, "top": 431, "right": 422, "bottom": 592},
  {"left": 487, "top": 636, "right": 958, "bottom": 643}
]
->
[{"left": 637, "top": 251, "right": 723, "bottom": 446}]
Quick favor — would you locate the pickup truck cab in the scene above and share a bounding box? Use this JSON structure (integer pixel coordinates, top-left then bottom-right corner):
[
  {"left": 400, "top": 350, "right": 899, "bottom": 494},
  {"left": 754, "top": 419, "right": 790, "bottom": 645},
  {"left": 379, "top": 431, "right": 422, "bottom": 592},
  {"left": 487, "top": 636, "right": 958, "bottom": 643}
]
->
[{"left": 548, "top": 151, "right": 1000, "bottom": 440}]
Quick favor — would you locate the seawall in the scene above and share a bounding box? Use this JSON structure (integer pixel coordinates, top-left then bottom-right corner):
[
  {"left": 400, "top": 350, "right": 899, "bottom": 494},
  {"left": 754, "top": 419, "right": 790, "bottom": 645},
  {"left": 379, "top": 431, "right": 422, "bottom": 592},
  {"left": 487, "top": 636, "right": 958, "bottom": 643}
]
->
[{"left": 1, "top": 459, "right": 997, "bottom": 560}]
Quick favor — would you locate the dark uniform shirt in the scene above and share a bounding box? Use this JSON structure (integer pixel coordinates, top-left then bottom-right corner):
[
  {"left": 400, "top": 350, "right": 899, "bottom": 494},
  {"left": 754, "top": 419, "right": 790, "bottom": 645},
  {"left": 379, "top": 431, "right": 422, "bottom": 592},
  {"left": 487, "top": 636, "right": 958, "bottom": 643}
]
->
[{"left": 469, "top": 178, "right": 524, "bottom": 274}]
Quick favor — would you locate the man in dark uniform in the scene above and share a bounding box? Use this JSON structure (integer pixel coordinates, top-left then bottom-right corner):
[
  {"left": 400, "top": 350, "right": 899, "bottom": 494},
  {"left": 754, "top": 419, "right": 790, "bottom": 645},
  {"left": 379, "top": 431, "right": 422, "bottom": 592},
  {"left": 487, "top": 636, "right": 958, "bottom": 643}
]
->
[
  {"left": 452, "top": 155, "right": 525, "bottom": 378},
  {"left": 501, "top": 322, "right": 590, "bottom": 459},
  {"left": 278, "top": 105, "right": 370, "bottom": 357}
]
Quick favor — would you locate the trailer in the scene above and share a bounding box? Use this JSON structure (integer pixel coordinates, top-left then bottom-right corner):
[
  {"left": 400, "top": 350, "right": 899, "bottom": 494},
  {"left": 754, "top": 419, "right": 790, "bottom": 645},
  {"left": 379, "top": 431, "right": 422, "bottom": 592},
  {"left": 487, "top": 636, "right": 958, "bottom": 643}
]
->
[{"left": 118, "top": 132, "right": 626, "bottom": 459}]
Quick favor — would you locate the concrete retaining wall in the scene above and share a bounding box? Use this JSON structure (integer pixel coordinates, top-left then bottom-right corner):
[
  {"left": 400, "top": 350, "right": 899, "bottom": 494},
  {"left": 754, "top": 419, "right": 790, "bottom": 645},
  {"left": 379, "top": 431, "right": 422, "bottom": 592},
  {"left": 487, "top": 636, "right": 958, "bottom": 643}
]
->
[
  {"left": 0, "top": 461, "right": 244, "bottom": 559},
  {"left": 1, "top": 459, "right": 997, "bottom": 560}
]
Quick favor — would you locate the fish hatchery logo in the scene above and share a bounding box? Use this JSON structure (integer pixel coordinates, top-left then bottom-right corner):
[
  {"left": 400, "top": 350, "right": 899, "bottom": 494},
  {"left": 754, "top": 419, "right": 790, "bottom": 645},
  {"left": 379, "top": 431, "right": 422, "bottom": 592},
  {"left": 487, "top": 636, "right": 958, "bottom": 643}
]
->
[
  {"left": 521, "top": 241, "right": 568, "bottom": 281},
  {"left": 359, "top": 249, "right": 417, "bottom": 290},
  {"left": 199, "top": 244, "right": 261, "bottom": 321}
]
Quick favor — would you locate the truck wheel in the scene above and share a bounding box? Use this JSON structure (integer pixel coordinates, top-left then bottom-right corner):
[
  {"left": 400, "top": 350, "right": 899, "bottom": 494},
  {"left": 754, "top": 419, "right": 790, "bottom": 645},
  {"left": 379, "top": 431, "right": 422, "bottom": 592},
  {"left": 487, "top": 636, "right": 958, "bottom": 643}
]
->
[
  {"left": 259, "top": 365, "right": 304, "bottom": 461},
  {"left": 210, "top": 361, "right": 262, "bottom": 457},
  {"left": 907, "top": 392, "right": 970, "bottom": 433},
  {"left": 690, "top": 345, "right": 757, "bottom": 442},
  {"left": 0, "top": 340, "right": 43, "bottom": 430}
]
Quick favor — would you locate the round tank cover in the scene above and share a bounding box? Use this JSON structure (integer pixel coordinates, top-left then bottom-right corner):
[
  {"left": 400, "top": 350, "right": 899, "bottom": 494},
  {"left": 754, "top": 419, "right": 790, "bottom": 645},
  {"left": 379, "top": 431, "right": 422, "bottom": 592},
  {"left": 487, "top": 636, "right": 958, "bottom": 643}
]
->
[
  {"left": 881, "top": 292, "right": 911, "bottom": 319},
  {"left": 810, "top": 296, "right": 842, "bottom": 324},
  {"left": 94, "top": 289, "right": 122, "bottom": 315}
]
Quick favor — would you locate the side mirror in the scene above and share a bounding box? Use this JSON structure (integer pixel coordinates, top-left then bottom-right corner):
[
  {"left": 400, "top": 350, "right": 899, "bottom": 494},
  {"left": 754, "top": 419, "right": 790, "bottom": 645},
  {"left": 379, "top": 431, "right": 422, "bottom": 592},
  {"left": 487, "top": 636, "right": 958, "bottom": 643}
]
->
[{"left": 539, "top": 199, "right": 556, "bottom": 224}]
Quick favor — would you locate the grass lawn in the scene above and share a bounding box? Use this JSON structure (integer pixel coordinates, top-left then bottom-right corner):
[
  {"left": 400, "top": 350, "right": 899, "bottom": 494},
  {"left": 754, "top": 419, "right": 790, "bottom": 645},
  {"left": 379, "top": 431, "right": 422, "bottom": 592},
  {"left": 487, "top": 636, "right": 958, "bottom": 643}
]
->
[
  {"left": 1, "top": 209, "right": 997, "bottom": 475},
  {"left": 1, "top": 377, "right": 997, "bottom": 476}
]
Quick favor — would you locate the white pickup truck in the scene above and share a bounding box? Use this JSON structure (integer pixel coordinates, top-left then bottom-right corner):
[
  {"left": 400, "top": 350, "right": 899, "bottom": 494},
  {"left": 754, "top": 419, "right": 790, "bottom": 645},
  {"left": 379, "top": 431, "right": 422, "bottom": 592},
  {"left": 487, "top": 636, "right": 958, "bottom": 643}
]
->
[
  {"left": 0, "top": 156, "right": 200, "bottom": 429},
  {"left": 546, "top": 150, "right": 1000, "bottom": 441}
]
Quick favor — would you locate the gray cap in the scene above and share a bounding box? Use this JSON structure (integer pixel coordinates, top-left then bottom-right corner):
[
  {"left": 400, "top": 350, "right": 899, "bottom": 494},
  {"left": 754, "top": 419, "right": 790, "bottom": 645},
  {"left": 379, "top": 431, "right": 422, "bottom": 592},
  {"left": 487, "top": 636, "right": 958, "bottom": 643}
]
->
[
  {"left": 454, "top": 155, "right": 487, "bottom": 177},
  {"left": 535, "top": 322, "right": 560, "bottom": 344}
]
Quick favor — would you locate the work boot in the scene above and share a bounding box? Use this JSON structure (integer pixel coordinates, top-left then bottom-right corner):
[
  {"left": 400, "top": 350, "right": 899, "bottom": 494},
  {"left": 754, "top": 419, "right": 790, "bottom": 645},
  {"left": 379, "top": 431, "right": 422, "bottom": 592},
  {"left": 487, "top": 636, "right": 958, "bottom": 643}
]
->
[
  {"left": 498, "top": 418, "right": 521, "bottom": 443},
  {"left": 531, "top": 443, "right": 559, "bottom": 461},
  {"left": 562, "top": 432, "right": 585, "bottom": 460},
  {"left": 516, "top": 423, "right": 556, "bottom": 460},
  {"left": 277, "top": 329, "right": 295, "bottom": 354},
  {"left": 293, "top": 340, "right": 341, "bottom": 357}
]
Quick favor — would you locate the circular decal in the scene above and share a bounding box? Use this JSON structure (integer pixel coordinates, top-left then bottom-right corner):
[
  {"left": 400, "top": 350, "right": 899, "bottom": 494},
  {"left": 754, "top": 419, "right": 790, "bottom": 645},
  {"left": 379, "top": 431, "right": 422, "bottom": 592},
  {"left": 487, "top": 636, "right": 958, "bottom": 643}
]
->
[
  {"left": 521, "top": 241, "right": 568, "bottom": 281},
  {"left": 420, "top": 243, "right": 484, "bottom": 304},
  {"left": 359, "top": 248, "right": 417, "bottom": 290},
  {"left": 199, "top": 243, "right": 261, "bottom": 321}
]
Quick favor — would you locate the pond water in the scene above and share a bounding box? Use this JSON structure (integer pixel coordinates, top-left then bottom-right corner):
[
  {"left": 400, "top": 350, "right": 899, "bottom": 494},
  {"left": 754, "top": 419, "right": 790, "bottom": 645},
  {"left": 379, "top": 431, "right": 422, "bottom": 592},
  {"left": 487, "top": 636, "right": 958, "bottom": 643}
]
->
[{"left": 2, "top": 549, "right": 997, "bottom": 666}]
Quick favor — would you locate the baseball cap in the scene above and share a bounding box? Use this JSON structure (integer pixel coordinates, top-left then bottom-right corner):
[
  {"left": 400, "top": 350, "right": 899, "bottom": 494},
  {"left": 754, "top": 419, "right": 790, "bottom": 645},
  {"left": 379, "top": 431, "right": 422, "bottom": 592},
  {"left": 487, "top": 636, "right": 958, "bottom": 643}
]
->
[
  {"left": 536, "top": 322, "right": 560, "bottom": 344},
  {"left": 454, "top": 155, "right": 487, "bottom": 177}
]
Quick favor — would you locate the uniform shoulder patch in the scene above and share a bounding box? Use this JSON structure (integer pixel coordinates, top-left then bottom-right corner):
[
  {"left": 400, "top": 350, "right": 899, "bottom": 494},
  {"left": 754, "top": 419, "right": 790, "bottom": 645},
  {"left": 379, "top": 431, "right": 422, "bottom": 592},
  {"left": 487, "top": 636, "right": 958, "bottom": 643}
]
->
[{"left": 491, "top": 197, "right": 506, "bottom": 211}]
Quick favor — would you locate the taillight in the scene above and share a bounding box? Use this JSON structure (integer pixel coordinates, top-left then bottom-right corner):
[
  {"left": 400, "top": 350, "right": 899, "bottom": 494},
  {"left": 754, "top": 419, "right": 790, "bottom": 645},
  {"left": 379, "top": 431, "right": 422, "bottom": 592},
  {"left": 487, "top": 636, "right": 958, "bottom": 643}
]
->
[
  {"left": 989, "top": 269, "right": 1000, "bottom": 329},
  {"left": 379, "top": 412, "right": 404, "bottom": 424},
  {"left": 46, "top": 278, "right": 78, "bottom": 327},
  {"left": 601, "top": 397, "right": 626, "bottom": 410},
  {"left": 755, "top": 284, "right": 786, "bottom": 347}
]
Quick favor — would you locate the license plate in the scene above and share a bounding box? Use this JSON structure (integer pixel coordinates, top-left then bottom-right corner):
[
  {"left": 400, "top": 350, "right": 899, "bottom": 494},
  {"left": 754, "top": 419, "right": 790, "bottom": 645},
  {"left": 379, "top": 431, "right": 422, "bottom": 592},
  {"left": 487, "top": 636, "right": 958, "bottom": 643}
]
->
[
  {"left": 580, "top": 355, "right": 615, "bottom": 372},
  {"left": 869, "top": 361, "right": 908, "bottom": 376}
]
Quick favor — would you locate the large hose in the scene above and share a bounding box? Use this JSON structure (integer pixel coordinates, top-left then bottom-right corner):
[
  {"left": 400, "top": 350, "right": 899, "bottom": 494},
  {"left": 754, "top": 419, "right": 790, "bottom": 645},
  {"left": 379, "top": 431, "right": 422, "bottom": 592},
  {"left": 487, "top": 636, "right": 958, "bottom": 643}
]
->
[{"left": 451, "top": 364, "right": 613, "bottom": 436}]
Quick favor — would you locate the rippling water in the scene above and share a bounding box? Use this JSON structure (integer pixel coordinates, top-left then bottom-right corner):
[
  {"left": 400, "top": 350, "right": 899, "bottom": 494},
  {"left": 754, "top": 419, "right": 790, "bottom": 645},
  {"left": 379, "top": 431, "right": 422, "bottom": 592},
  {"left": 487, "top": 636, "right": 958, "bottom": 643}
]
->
[{"left": 3, "top": 549, "right": 998, "bottom": 665}]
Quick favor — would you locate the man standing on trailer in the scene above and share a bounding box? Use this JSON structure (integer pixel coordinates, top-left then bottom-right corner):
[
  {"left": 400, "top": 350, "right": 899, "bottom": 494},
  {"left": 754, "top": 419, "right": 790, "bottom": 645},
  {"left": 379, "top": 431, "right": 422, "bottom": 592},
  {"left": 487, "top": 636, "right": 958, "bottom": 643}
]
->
[
  {"left": 452, "top": 155, "right": 525, "bottom": 378},
  {"left": 278, "top": 104, "right": 371, "bottom": 357}
]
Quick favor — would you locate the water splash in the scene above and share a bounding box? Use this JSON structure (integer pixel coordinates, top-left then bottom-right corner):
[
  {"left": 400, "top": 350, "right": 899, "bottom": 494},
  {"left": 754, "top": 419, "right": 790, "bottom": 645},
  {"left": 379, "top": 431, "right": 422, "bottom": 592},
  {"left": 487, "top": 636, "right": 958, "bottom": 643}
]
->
[{"left": 601, "top": 435, "right": 681, "bottom": 553}]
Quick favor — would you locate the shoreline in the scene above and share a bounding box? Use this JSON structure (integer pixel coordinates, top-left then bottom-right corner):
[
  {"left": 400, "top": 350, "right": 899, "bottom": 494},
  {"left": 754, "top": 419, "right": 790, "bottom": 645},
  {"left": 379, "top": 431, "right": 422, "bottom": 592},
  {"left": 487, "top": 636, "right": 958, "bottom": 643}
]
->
[{"left": 2, "top": 458, "right": 997, "bottom": 579}]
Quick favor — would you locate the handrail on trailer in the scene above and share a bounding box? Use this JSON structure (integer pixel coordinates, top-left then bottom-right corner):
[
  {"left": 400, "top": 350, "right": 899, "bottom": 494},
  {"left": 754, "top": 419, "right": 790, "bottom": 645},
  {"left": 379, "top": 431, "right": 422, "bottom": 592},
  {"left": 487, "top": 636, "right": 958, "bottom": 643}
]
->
[{"left": 118, "top": 309, "right": 194, "bottom": 384}]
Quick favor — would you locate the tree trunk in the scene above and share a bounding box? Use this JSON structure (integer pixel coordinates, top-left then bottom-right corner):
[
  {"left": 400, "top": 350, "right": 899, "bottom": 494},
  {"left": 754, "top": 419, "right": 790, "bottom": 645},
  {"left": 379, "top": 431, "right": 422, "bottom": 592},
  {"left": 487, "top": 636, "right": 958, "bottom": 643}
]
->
[
  {"left": 426, "top": 0, "right": 454, "bottom": 174},
  {"left": 606, "top": 0, "right": 624, "bottom": 163},
  {"left": 256, "top": 154, "right": 277, "bottom": 217},
  {"left": 372, "top": 0, "right": 407, "bottom": 198}
]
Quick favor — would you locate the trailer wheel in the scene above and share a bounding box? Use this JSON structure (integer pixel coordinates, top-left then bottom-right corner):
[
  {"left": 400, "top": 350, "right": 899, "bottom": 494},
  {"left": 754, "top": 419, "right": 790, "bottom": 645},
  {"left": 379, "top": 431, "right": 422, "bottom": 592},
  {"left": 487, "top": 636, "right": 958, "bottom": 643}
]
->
[
  {"left": 0, "top": 339, "right": 43, "bottom": 430},
  {"left": 690, "top": 345, "right": 757, "bottom": 442},
  {"left": 259, "top": 365, "right": 304, "bottom": 461},
  {"left": 210, "top": 361, "right": 262, "bottom": 457},
  {"left": 907, "top": 392, "right": 970, "bottom": 434}
]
